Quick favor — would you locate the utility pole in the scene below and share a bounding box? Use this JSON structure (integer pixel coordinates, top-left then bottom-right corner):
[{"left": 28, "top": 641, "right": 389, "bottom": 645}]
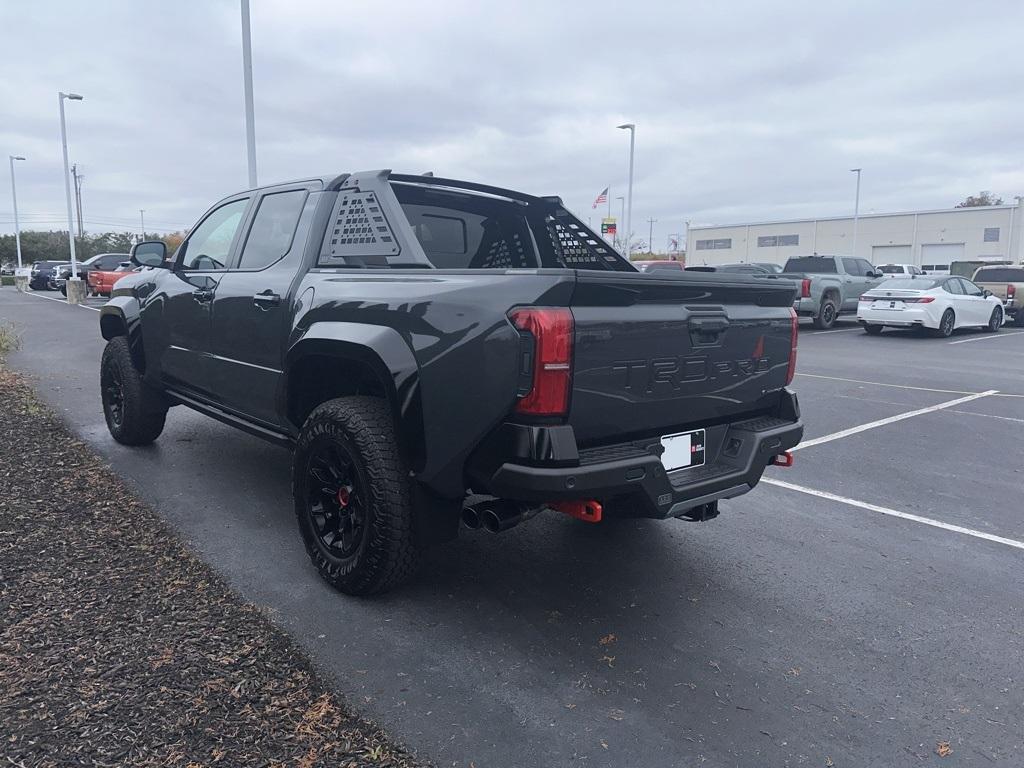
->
[
  {"left": 9, "top": 155, "right": 26, "bottom": 270},
  {"left": 71, "top": 163, "right": 84, "bottom": 240},
  {"left": 647, "top": 218, "right": 657, "bottom": 254}
]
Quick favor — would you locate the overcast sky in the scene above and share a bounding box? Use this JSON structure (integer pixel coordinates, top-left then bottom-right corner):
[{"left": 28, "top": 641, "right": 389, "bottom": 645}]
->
[{"left": 1, "top": 0, "right": 1022, "bottom": 249}]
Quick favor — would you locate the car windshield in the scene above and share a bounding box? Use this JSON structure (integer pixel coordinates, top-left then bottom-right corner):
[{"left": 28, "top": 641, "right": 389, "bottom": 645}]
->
[{"left": 875, "top": 278, "right": 941, "bottom": 290}]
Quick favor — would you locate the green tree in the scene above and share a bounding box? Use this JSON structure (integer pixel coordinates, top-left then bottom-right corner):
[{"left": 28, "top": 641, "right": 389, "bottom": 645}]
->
[{"left": 956, "top": 191, "right": 1004, "bottom": 208}]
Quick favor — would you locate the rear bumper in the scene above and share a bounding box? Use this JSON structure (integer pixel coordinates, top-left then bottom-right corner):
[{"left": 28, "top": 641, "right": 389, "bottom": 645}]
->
[
  {"left": 474, "top": 389, "right": 803, "bottom": 519},
  {"left": 857, "top": 305, "right": 940, "bottom": 329}
]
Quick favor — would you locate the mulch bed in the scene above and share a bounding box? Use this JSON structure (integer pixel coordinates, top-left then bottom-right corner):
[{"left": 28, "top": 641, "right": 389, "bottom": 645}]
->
[{"left": 0, "top": 367, "right": 428, "bottom": 767}]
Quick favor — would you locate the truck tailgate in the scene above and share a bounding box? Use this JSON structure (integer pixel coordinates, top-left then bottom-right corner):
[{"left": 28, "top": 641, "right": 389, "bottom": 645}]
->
[{"left": 569, "top": 271, "right": 796, "bottom": 445}]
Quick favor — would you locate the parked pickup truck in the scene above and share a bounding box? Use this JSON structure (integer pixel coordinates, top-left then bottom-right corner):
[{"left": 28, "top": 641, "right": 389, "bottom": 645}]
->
[
  {"left": 971, "top": 264, "right": 1024, "bottom": 327},
  {"left": 98, "top": 171, "right": 803, "bottom": 595},
  {"left": 783, "top": 255, "right": 885, "bottom": 329}
]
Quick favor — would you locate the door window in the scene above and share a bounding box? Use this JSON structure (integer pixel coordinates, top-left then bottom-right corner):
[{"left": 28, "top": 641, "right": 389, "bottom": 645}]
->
[
  {"left": 178, "top": 199, "right": 249, "bottom": 271},
  {"left": 237, "top": 190, "right": 308, "bottom": 270},
  {"left": 842, "top": 258, "right": 860, "bottom": 275},
  {"left": 856, "top": 259, "right": 875, "bottom": 276},
  {"left": 943, "top": 279, "right": 964, "bottom": 295},
  {"left": 958, "top": 278, "right": 983, "bottom": 296}
]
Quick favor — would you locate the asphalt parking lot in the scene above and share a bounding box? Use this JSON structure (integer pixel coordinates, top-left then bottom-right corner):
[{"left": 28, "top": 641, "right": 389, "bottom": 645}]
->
[{"left": 3, "top": 287, "right": 1024, "bottom": 767}]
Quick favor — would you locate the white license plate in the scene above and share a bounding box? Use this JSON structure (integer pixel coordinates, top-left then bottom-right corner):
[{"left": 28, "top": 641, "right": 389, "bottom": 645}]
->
[{"left": 660, "top": 429, "right": 707, "bottom": 473}]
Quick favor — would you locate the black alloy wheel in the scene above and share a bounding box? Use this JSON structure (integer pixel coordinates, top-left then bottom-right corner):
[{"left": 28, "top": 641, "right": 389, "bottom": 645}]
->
[{"left": 304, "top": 442, "right": 368, "bottom": 560}]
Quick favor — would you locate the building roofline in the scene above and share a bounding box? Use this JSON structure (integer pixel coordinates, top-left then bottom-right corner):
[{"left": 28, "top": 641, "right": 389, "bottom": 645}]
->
[{"left": 689, "top": 204, "right": 1020, "bottom": 231}]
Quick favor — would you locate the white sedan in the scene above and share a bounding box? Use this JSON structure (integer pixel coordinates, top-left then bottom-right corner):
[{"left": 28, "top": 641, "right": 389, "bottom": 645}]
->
[{"left": 857, "top": 276, "right": 1004, "bottom": 337}]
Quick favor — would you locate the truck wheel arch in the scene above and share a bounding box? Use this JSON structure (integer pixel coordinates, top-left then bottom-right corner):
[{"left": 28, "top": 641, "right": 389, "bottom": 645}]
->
[
  {"left": 284, "top": 327, "right": 424, "bottom": 472},
  {"left": 99, "top": 300, "right": 146, "bottom": 371}
]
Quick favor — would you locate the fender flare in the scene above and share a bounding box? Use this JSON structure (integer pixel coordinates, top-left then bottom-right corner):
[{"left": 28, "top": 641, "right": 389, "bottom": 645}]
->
[
  {"left": 99, "top": 297, "right": 146, "bottom": 369},
  {"left": 284, "top": 322, "right": 423, "bottom": 469}
]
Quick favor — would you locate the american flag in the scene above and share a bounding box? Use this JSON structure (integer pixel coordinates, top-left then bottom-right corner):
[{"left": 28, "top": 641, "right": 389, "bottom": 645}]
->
[{"left": 592, "top": 187, "right": 609, "bottom": 208}]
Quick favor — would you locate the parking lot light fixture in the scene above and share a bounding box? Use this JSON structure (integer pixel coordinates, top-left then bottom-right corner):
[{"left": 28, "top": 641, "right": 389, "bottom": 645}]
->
[
  {"left": 9, "top": 155, "right": 26, "bottom": 270},
  {"left": 850, "top": 168, "right": 862, "bottom": 259},
  {"left": 59, "top": 91, "right": 84, "bottom": 281},
  {"left": 617, "top": 123, "right": 635, "bottom": 258}
]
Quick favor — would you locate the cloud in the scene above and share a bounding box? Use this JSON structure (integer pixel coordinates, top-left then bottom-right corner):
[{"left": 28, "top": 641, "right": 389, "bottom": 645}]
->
[{"left": 1, "top": 0, "right": 1021, "bottom": 250}]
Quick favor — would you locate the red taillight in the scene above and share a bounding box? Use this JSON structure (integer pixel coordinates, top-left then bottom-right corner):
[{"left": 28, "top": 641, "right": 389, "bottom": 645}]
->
[
  {"left": 785, "top": 308, "right": 798, "bottom": 386},
  {"left": 1008, "top": 284, "right": 1016, "bottom": 300},
  {"left": 509, "top": 307, "right": 574, "bottom": 417},
  {"left": 800, "top": 278, "right": 811, "bottom": 298},
  {"left": 903, "top": 296, "right": 935, "bottom": 303}
]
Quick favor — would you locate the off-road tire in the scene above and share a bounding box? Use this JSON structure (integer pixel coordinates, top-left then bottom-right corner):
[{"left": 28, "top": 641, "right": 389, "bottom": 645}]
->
[
  {"left": 984, "top": 306, "right": 1002, "bottom": 333},
  {"left": 863, "top": 323, "right": 883, "bottom": 336},
  {"left": 1014, "top": 312, "right": 1024, "bottom": 328},
  {"left": 813, "top": 298, "right": 838, "bottom": 329},
  {"left": 293, "top": 396, "right": 418, "bottom": 596},
  {"left": 100, "top": 336, "right": 167, "bottom": 445},
  {"left": 934, "top": 309, "right": 955, "bottom": 338}
]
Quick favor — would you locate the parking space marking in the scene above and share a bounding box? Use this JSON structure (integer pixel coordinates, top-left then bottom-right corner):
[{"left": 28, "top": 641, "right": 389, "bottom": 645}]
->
[
  {"left": 802, "top": 327, "right": 862, "bottom": 335},
  {"left": 763, "top": 477, "right": 1024, "bottom": 552},
  {"left": 21, "top": 290, "right": 100, "bottom": 312},
  {"left": 950, "top": 409, "right": 1024, "bottom": 425},
  {"left": 793, "top": 390, "right": 997, "bottom": 451},
  {"left": 795, "top": 372, "right": 979, "bottom": 395},
  {"left": 948, "top": 331, "right": 1024, "bottom": 345}
]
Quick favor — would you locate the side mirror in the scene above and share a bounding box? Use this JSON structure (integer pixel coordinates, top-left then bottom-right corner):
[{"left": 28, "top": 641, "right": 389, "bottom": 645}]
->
[
  {"left": 131, "top": 240, "right": 168, "bottom": 268},
  {"left": 983, "top": 289, "right": 993, "bottom": 298},
  {"left": 869, "top": 270, "right": 882, "bottom": 278}
]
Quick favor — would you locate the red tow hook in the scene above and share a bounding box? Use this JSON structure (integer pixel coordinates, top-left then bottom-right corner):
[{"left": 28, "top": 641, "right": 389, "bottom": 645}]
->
[
  {"left": 549, "top": 499, "right": 603, "bottom": 523},
  {"left": 771, "top": 451, "right": 794, "bottom": 468}
]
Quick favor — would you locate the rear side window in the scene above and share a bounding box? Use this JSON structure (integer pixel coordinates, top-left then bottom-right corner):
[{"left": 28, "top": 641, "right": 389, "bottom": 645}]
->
[
  {"left": 784, "top": 257, "right": 836, "bottom": 273},
  {"left": 974, "top": 268, "right": 1024, "bottom": 282},
  {"left": 238, "top": 189, "right": 307, "bottom": 270},
  {"left": 943, "top": 279, "right": 964, "bottom": 295}
]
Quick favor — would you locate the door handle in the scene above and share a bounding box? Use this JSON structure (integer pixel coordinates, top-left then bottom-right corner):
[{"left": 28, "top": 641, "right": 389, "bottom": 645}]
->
[
  {"left": 192, "top": 288, "right": 214, "bottom": 303},
  {"left": 253, "top": 290, "right": 281, "bottom": 309}
]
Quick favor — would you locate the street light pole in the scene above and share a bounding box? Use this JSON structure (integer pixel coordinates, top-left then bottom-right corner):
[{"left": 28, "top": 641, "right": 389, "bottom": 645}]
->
[
  {"left": 8, "top": 155, "right": 25, "bottom": 270},
  {"left": 615, "top": 196, "right": 625, "bottom": 252},
  {"left": 617, "top": 123, "right": 635, "bottom": 258},
  {"left": 850, "top": 168, "right": 862, "bottom": 258},
  {"left": 59, "top": 91, "right": 83, "bottom": 279},
  {"left": 240, "top": 0, "right": 258, "bottom": 188},
  {"left": 139, "top": 209, "right": 146, "bottom": 242}
]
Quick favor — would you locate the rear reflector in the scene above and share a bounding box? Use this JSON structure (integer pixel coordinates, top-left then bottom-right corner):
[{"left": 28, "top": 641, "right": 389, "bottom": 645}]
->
[
  {"left": 800, "top": 278, "right": 811, "bottom": 298},
  {"left": 785, "top": 308, "right": 798, "bottom": 386},
  {"left": 509, "top": 307, "right": 574, "bottom": 417}
]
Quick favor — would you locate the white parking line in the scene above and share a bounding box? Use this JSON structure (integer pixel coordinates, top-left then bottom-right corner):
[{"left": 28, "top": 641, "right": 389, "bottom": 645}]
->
[
  {"left": 948, "top": 331, "right": 1024, "bottom": 345},
  {"left": 763, "top": 477, "right": 1024, "bottom": 553},
  {"left": 21, "top": 290, "right": 100, "bottom": 312},
  {"left": 795, "top": 372, "right": 977, "bottom": 395},
  {"left": 950, "top": 409, "right": 1024, "bottom": 425},
  {"left": 803, "top": 327, "right": 862, "bottom": 335},
  {"left": 792, "top": 390, "right": 997, "bottom": 451}
]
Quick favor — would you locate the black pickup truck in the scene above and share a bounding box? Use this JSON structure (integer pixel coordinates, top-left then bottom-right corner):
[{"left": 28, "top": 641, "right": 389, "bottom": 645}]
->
[{"left": 99, "top": 171, "right": 803, "bottom": 595}]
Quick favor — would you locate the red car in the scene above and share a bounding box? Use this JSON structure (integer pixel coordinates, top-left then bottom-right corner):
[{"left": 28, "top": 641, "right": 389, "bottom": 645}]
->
[{"left": 87, "top": 262, "right": 136, "bottom": 296}]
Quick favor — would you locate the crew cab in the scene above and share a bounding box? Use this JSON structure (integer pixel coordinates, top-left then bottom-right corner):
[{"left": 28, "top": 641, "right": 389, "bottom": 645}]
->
[
  {"left": 98, "top": 171, "right": 803, "bottom": 595},
  {"left": 971, "top": 265, "right": 1024, "bottom": 327},
  {"left": 782, "top": 255, "right": 885, "bottom": 329}
]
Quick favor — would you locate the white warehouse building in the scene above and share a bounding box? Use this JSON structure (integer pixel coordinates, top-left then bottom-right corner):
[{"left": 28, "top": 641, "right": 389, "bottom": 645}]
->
[{"left": 687, "top": 201, "right": 1024, "bottom": 272}]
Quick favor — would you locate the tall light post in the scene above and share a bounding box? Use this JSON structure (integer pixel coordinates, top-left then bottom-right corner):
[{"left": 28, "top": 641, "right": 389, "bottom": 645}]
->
[
  {"left": 59, "top": 91, "right": 84, "bottom": 279},
  {"left": 8, "top": 155, "right": 25, "bottom": 270},
  {"left": 139, "top": 209, "right": 146, "bottom": 242},
  {"left": 850, "top": 168, "right": 862, "bottom": 258},
  {"left": 615, "top": 195, "right": 625, "bottom": 252},
  {"left": 617, "top": 123, "right": 635, "bottom": 257},
  {"left": 240, "top": 0, "right": 258, "bottom": 188}
]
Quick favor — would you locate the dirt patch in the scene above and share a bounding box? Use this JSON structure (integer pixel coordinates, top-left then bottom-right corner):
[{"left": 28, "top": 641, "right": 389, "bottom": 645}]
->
[{"left": 0, "top": 368, "right": 428, "bottom": 767}]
